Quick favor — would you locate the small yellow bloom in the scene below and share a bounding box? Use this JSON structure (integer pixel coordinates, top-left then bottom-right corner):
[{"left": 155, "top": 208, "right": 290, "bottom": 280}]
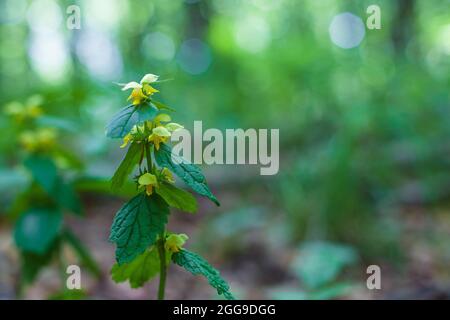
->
[
  {"left": 148, "top": 126, "right": 171, "bottom": 150},
  {"left": 165, "top": 234, "right": 189, "bottom": 253},
  {"left": 19, "top": 128, "right": 57, "bottom": 152},
  {"left": 165, "top": 122, "right": 184, "bottom": 132},
  {"left": 138, "top": 172, "right": 158, "bottom": 196},
  {"left": 27, "top": 104, "right": 43, "bottom": 118},
  {"left": 140, "top": 73, "right": 159, "bottom": 84},
  {"left": 153, "top": 114, "right": 171, "bottom": 127},
  {"left": 161, "top": 168, "right": 175, "bottom": 184},
  {"left": 142, "top": 84, "right": 159, "bottom": 96},
  {"left": 129, "top": 88, "right": 147, "bottom": 105},
  {"left": 19, "top": 131, "right": 36, "bottom": 151},
  {"left": 4, "top": 97, "right": 43, "bottom": 121},
  {"left": 26, "top": 95, "right": 44, "bottom": 117},
  {"left": 119, "top": 73, "right": 160, "bottom": 106},
  {"left": 120, "top": 133, "right": 132, "bottom": 148}
]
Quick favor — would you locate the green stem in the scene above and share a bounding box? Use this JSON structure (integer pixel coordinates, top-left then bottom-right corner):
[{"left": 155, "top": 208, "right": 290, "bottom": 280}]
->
[
  {"left": 157, "top": 233, "right": 167, "bottom": 300},
  {"left": 145, "top": 143, "right": 153, "bottom": 172},
  {"left": 146, "top": 142, "right": 166, "bottom": 299}
]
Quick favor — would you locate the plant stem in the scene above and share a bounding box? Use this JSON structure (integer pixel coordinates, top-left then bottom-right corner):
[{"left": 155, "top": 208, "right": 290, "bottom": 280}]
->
[
  {"left": 145, "top": 143, "right": 153, "bottom": 172},
  {"left": 157, "top": 233, "right": 167, "bottom": 300},
  {"left": 146, "top": 141, "right": 166, "bottom": 299}
]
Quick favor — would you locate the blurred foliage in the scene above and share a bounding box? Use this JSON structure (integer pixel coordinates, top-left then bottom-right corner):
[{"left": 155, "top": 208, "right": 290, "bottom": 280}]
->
[{"left": 0, "top": 0, "right": 449, "bottom": 299}]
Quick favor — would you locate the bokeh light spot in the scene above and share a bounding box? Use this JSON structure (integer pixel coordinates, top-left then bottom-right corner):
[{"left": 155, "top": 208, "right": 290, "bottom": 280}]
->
[
  {"left": 177, "top": 39, "right": 212, "bottom": 75},
  {"left": 143, "top": 31, "right": 176, "bottom": 62},
  {"left": 329, "top": 12, "right": 365, "bottom": 49}
]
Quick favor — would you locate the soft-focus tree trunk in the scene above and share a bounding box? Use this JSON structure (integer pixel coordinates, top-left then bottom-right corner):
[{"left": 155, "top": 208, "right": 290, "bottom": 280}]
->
[{"left": 391, "top": 0, "right": 416, "bottom": 56}]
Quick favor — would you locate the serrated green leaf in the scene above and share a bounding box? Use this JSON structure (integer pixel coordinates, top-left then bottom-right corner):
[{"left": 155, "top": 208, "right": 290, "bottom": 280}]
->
[
  {"left": 155, "top": 143, "right": 220, "bottom": 206},
  {"left": 63, "top": 229, "right": 101, "bottom": 277},
  {"left": 111, "top": 142, "right": 142, "bottom": 191},
  {"left": 172, "top": 249, "right": 234, "bottom": 300},
  {"left": 14, "top": 208, "right": 62, "bottom": 254},
  {"left": 23, "top": 155, "right": 58, "bottom": 193},
  {"left": 106, "top": 103, "right": 158, "bottom": 139},
  {"left": 111, "top": 246, "right": 161, "bottom": 288},
  {"left": 155, "top": 182, "right": 198, "bottom": 213},
  {"left": 109, "top": 193, "right": 169, "bottom": 264}
]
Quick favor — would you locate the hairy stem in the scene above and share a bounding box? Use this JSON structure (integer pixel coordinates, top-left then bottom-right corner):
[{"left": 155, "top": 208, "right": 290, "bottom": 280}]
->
[
  {"left": 157, "top": 233, "right": 167, "bottom": 300},
  {"left": 146, "top": 142, "right": 166, "bottom": 299}
]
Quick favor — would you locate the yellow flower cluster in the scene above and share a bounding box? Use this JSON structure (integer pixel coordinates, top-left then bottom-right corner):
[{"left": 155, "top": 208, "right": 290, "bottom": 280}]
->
[
  {"left": 4, "top": 95, "right": 43, "bottom": 122},
  {"left": 19, "top": 128, "right": 57, "bottom": 152},
  {"left": 137, "top": 168, "right": 175, "bottom": 196},
  {"left": 121, "top": 113, "right": 183, "bottom": 150},
  {"left": 165, "top": 233, "right": 189, "bottom": 253}
]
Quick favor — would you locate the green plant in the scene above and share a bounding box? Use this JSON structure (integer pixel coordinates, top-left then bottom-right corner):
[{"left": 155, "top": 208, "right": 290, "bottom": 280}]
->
[
  {"left": 106, "top": 73, "right": 234, "bottom": 300},
  {"left": 3, "top": 96, "right": 100, "bottom": 297}
]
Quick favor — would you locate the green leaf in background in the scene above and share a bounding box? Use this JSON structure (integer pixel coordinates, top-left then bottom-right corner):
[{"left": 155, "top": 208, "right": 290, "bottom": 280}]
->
[
  {"left": 172, "top": 249, "right": 234, "bottom": 300},
  {"left": 20, "top": 249, "right": 56, "bottom": 285},
  {"left": 155, "top": 143, "right": 220, "bottom": 206},
  {"left": 63, "top": 229, "right": 101, "bottom": 277},
  {"left": 155, "top": 182, "right": 198, "bottom": 213},
  {"left": 53, "top": 180, "right": 83, "bottom": 215},
  {"left": 291, "top": 242, "right": 358, "bottom": 289},
  {"left": 52, "top": 146, "right": 85, "bottom": 170},
  {"left": 111, "top": 142, "right": 142, "bottom": 191},
  {"left": 23, "top": 155, "right": 82, "bottom": 215},
  {"left": 74, "top": 176, "right": 137, "bottom": 198},
  {"left": 111, "top": 246, "right": 163, "bottom": 288},
  {"left": 106, "top": 103, "right": 158, "bottom": 138},
  {"left": 14, "top": 208, "right": 62, "bottom": 254},
  {"left": 109, "top": 193, "right": 169, "bottom": 264},
  {"left": 23, "top": 155, "right": 58, "bottom": 193}
]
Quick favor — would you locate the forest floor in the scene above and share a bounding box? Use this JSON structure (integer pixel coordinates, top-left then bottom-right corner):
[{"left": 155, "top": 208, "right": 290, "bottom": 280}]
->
[{"left": 1, "top": 192, "right": 450, "bottom": 300}]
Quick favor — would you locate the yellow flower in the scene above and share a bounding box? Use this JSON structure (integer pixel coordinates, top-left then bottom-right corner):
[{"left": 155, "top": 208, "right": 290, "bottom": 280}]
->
[
  {"left": 19, "top": 128, "right": 57, "bottom": 152},
  {"left": 148, "top": 126, "right": 171, "bottom": 150},
  {"left": 121, "top": 82, "right": 146, "bottom": 105},
  {"left": 153, "top": 113, "right": 171, "bottom": 127},
  {"left": 140, "top": 73, "right": 159, "bottom": 84},
  {"left": 161, "top": 168, "right": 175, "bottom": 184},
  {"left": 165, "top": 234, "right": 189, "bottom": 253},
  {"left": 120, "top": 133, "right": 133, "bottom": 148},
  {"left": 4, "top": 102, "right": 24, "bottom": 118},
  {"left": 165, "top": 122, "right": 184, "bottom": 132},
  {"left": 119, "top": 124, "right": 147, "bottom": 148},
  {"left": 19, "top": 131, "right": 36, "bottom": 151},
  {"left": 4, "top": 95, "right": 43, "bottom": 121},
  {"left": 26, "top": 95, "right": 44, "bottom": 117},
  {"left": 142, "top": 84, "right": 159, "bottom": 96},
  {"left": 138, "top": 172, "right": 158, "bottom": 196}
]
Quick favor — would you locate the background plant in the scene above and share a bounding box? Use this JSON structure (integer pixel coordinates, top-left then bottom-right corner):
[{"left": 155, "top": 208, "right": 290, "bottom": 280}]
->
[{"left": 2, "top": 96, "right": 100, "bottom": 298}]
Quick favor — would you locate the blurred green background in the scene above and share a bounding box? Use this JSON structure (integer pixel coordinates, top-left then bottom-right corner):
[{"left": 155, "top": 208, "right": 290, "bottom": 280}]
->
[{"left": 0, "top": 0, "right": 449, "bottom": 299}]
